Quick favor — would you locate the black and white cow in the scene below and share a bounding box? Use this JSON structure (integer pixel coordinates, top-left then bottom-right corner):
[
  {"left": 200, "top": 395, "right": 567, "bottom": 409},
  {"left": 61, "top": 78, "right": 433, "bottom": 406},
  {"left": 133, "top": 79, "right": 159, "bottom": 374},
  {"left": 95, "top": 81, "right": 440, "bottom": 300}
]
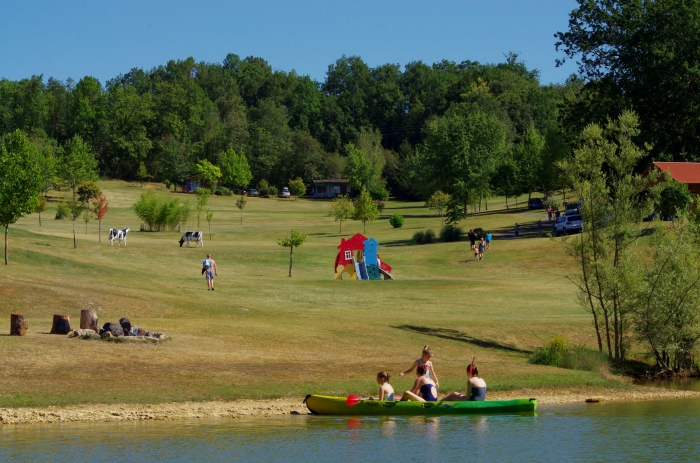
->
[
  {"left": 108, "top": 228, "right": 130, "bottom": 246},
  {"left": 179, "top": 231, "right": 203, "bottom": 248}
]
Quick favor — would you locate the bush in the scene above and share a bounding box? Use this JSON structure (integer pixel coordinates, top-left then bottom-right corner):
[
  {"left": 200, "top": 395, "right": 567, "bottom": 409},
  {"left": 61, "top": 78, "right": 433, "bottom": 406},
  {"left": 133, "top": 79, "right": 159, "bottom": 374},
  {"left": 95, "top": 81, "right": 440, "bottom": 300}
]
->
[
  {"left": 268, "top": 186, "right": 279, "bottom": 197},
  {"left": 440, "top": 226, "right": 462, "bottom": 242},
  {"left": 55, "top": 201, "right": 70, "bottom": 220},
  {"left": 389, "top": 214, "right": 404, "bottom": 228},
  {"left": 412, "top": 230, "right": 425, "bottom": 244},
  {"left": 132, "top": 189, "right": 190, "bottom": 232},
  {"left": 215, "top": 186, "right": 232, "bottom": 196},
  {"left": 473, "top": 227, "right": 485, "bottom": 239},
  {"left": 256, "top": 179, "right": 269, "bottom": 193},
  {"left": 413, "top": 228, "right": 436, "bottom": 244},
  {"left": 529, "top": 336, "right": 608, "bottom": 372},
  {"left": 543, "top": 197, "right": 561, "bottom": 210}
]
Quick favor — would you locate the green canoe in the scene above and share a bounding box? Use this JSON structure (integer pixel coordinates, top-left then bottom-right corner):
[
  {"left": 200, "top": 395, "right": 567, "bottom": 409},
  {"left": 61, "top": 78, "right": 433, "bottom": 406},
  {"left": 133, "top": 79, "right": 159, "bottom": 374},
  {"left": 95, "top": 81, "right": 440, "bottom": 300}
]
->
[{"left": 304, "top": 395, "right": 537, "bottom": 416}]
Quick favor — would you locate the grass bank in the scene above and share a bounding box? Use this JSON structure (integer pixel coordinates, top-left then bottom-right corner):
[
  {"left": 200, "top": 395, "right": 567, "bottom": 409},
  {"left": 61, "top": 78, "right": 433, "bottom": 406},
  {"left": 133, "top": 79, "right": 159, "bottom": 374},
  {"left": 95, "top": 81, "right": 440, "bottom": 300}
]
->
[{"left": 0, "top": 182, "right": 625, "bottom": 408}]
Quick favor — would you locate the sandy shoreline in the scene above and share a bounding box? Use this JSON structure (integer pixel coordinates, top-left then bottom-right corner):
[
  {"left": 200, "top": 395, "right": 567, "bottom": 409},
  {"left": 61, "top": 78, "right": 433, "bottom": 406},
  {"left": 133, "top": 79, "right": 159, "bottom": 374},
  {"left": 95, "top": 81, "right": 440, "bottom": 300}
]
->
[{"left": 1, "top": 388, "right": 699, "bottom": 426}]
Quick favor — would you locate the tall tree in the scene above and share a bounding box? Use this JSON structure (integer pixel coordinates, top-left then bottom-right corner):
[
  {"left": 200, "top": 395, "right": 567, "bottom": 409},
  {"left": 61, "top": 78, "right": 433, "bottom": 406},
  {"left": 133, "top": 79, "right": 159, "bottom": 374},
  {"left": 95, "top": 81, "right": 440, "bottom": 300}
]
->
[
  {"left": 353, "top": 189, "right": 379, "bottom": 234},
  {"left": 219, "top": 147, "right": 252, "bottom": 189},
  {"left": 55, "top": 135, "right": 99, "bottom": 248},
  {"left": 0, "top": 130, "right": 42, "bottom": 264},
  {"left": 344, "top": 128, "right": 387, "bottom": 199},
  {"left": 555, "top": 0, "right": 700, "bottom": 159}
]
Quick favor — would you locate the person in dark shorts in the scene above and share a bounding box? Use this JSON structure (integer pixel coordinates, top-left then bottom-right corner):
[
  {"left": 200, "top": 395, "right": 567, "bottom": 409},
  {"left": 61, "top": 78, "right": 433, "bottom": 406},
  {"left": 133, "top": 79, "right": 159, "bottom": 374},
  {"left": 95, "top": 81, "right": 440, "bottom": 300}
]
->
[
  {"left": 468, "top": 229, "right": 476, "bottom": 250},
  {"left": 203, "top": 253, "right": 218, "bottom": 290}
]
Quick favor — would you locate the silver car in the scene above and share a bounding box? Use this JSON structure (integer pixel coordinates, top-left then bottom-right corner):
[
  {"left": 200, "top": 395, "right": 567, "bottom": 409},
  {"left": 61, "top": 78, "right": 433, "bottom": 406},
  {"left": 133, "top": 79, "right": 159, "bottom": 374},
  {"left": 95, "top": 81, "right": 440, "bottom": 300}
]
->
[
  {"left": 553, "top": 214, "right": 583, "bottom": 236},
  {"left": 280, "top": 187, "right": 291, "bottom": 198}
]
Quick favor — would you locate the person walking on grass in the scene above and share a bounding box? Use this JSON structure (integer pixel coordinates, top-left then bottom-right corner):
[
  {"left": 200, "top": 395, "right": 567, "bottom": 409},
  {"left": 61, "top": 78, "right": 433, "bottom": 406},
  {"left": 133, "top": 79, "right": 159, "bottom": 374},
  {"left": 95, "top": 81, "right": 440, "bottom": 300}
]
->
[
  {"left": 203, "top": 253, "right": 218, "bottom": 290},
  {"left": 468, "top": 229, "right": 476, "bottom": 250},
  {"left": 514, "top": 223, "right": 520, "bottom": 239},
  {"left": 478, "top": 238, "right": 486, "bottom": 260},
  {"left": 485, "top": 231, "right": 492, "bottom": 250},
  {"left": 547, "top": 206, "right": 552, "bottom": 221}
]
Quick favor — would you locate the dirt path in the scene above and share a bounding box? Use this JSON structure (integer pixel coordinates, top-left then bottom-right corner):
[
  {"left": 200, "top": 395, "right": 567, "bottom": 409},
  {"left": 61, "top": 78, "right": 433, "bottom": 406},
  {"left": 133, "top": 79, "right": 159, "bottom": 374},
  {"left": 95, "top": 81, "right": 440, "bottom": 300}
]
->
[{"left": 2, "top": 388, "right": 699, "bottom": 425}]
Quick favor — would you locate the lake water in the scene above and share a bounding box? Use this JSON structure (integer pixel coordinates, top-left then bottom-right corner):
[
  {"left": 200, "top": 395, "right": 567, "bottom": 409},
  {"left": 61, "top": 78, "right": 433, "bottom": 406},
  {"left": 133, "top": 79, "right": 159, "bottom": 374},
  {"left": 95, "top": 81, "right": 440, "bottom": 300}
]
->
[{"left": 2, "top": 399, "right": 700, "bottom": 462}]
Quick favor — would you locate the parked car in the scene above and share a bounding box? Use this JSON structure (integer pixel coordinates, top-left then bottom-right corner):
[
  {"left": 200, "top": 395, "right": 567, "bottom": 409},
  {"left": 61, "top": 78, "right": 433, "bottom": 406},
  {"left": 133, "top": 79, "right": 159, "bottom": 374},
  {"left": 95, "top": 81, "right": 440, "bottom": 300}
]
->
[
  {"left": 280, "top": 187, "right": 291, "bottom": 198},
  {"left": 563, "top": 208, "right": 580, "bottom": 217},
  {"left": 528, "top": 198, "right": 544, "bottom": 209},
  {"left": 565, "top": 201, "right": 581, "bottom": 211},
  {"left": 248, "top": 188, "right": 259, "bottom": 197},
  {"left": 553, "top": 214, "right": 583, "bottom": 236}
]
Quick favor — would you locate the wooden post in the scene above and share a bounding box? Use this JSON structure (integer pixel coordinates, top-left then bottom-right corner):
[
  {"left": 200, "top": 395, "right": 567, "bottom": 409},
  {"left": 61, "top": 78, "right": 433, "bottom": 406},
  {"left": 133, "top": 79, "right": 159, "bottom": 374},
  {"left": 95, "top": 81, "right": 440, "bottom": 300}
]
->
[
  {"left": 10, "top": 313, "right": 27, "bottom": 336},
  {"left": 50, "top": 314, "right": 71, "bottom": 334},
  {"left": 80, "top": 309, "right": 98, "bottom": 331}
]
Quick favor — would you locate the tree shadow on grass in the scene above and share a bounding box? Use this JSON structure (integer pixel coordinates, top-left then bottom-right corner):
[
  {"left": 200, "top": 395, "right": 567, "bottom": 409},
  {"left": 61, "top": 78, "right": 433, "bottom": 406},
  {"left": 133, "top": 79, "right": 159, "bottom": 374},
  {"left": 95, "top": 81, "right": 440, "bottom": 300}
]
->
[{"left": 393, "top": 325, "right": 530, "bottom": 355}]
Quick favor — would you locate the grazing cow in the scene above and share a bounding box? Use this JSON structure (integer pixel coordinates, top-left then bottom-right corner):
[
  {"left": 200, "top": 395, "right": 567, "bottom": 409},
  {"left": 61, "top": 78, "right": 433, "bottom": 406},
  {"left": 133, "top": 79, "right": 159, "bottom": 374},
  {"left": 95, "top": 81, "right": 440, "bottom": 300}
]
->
[
  {"left": 109, "top": 228, "right": 130, "bottom": 246},
  {"left": 179, "top": 231, "right": 203, "bottom": 248}
]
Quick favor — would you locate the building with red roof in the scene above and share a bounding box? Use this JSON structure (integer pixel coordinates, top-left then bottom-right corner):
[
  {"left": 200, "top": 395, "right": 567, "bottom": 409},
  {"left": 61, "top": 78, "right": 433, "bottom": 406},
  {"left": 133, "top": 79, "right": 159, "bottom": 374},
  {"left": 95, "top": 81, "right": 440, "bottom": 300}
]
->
[{"left": 643, "top": 162, "right": 700, "bottom": 194}]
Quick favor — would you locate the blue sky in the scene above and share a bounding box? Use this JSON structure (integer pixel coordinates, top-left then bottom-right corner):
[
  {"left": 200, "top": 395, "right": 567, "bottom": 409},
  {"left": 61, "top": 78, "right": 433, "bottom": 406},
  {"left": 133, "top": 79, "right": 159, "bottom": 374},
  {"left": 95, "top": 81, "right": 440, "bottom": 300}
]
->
[{"left": 1, "top": 0, "right": 578, "bottom": 85}]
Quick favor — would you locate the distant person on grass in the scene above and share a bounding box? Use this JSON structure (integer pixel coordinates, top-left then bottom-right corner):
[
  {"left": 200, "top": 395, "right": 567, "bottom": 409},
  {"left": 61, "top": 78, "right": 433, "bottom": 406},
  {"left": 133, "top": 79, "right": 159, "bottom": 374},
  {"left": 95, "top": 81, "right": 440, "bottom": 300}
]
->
[
  {"left": 442, "top": 364, "right": 487, "bottom": 401},
  {"left": 514, "top": 223, "right": 520, "bottom": 239},
  {"left": 547, "top": 206, "right": 553, "bottom": 221},
  {"left": 478, "top": 238, "right": 485, "bottom": 260},
  {"left": 377, "top": 371, "right": 395, "bottom": 401},
  {"left": 468, "top": 229, "right": 476, "bottom": 250},
  {"left": 399, "top": 366, "right": 438, "bottom": 402},
  {"left": 400, "top": 345, "right": 439, "bottom": 389},
  {"left": 485, "top": 231, "right": 492, "bottom": 249},
  {"left": 203, "top": 253, "right": 218, "bottom": 290}
]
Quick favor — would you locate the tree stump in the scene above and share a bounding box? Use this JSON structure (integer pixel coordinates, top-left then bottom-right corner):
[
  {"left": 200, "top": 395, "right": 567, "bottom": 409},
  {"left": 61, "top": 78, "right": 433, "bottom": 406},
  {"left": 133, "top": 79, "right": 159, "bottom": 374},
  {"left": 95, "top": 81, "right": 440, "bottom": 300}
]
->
[
  {"left": 10, "top": 313, "right": 27, "bottom": 336},
  {"left": 50, "top": 314, "right": 71, "bottom": 335},
  {"left": 80, "top": 309, "right": 98, "bottom": 331}
]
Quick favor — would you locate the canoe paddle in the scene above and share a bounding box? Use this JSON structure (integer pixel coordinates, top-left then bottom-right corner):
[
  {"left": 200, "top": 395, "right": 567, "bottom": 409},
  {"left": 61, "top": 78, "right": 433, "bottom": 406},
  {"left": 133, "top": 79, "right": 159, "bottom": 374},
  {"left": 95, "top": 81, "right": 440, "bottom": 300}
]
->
[{"left": 346, "top": 394, "right": 363, "bottom": 406}]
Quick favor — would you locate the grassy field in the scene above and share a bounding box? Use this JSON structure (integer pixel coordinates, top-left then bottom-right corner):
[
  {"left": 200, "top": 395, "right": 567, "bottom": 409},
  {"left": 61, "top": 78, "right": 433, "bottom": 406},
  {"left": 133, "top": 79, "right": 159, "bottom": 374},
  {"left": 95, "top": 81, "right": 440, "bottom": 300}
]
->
[{"left": 0, "top": 181, "right": 624, "bottom": 408}]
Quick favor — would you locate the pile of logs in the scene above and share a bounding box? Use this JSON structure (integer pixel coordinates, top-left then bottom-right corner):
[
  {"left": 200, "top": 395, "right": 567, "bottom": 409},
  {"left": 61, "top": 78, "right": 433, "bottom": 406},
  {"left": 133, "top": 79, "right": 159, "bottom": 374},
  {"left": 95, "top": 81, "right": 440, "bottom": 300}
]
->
[{"left": 8, "top": 309, "right": 165, "bottom": 340}]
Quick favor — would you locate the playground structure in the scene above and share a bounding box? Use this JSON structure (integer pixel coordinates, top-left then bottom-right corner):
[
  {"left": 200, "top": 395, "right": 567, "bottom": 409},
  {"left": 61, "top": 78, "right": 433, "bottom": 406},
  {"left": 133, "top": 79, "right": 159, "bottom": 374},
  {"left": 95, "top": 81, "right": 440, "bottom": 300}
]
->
[{"left": 334, "top": 233, "right": 395, "bottom": 280}]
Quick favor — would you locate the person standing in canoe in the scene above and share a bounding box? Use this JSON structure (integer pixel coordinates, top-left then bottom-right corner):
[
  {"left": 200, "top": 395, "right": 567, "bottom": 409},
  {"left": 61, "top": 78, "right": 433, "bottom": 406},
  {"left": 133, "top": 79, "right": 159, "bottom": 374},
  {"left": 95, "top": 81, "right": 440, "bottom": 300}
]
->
[
  {"left": 399, "top": 366, "right": 438, "bottom": 402},
  {"left": 443, "top": 364, "right": 487, "bottom": 401},
  {"left": 377, "top": 372, "right": 395, "bottom": 401},
  {"left": 399, "top": 345, "right": 439, "bottom": 389}
]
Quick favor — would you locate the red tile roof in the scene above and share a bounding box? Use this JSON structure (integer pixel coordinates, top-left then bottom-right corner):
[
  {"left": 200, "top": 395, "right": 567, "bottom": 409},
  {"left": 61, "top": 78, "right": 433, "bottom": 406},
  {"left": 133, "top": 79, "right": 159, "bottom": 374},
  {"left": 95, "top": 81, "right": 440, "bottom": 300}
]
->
[{"left": 650, "top": 162, "right": 700, "bottom": 184}]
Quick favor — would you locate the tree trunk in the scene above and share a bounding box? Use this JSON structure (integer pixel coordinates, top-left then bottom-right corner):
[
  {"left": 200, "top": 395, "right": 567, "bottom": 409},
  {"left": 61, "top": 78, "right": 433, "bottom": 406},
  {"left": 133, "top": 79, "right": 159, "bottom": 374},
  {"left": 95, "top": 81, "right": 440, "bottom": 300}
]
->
[
  {"left": 50, "top": 314, "right": 71, "bottom": 334},
  {"left": 506, "top": 195, "right": 509, "bottom": 210},
  {"left": 339, "top": 221, "right": 342, "bottom": 233},
  {"left": 80, "top": 309, "right": 98, "bottom": 331},
  {"left": 38, "top": 211, "right": 42, "bottom": 227},
  {"left": 99, "top": 220, "right": 102, "bottom": 242},
  {"left": 73, "top": 219, "right": 77, "bottom": 249},
  {"left": 288, "top": 246, "right": 293, "bottom": 277},
  {"left": 240, "top": 212, "right": 242, "bottom": 225},
  {"left": 4, "top": 226, "right": 8, "bottom": 265},
  {"left": 209, "top": 223, "right": 212, "bottom": 240},
  {"left": 10, "top": 313, "right": 27, "bottom": 336}
]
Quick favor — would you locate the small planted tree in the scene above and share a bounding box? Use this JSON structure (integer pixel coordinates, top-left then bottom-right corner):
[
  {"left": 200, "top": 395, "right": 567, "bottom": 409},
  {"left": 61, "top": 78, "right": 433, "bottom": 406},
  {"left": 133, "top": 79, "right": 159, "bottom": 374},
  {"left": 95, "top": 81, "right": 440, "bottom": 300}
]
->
[
  {"left": 35, "top": 195, "right": 48, "bottom": 226},
  {"left": 427, "top": 191, "right": 451, "bottom": 226},
  {"left": 206, "top": 208, "right": 213, "bottom": 240},
  {"left": 0, "top": 130, "right": 42, "bottom": 265},
  {"left": 236, "top": 196, "right": 247, "bottom": 225},
  {"left": 77, "top": 180, "right": 101, "bottom": 235},
  {"left": 91, "top": 193, "right": 109, "bottom": 242},
  {"left": 196, "top": 188, "right": 210, "bottom": 228},
  {"left": 328, "top": 195, "right": 354, "bottom": 233},
  {"left": 288, "top": 177, "right": 306, "bottom": 199},
  {"left": 389, "top": 214, "right": 404, "bottom": 228},
  {"left": 55, "top": 136, "right": 99, "bottom": 249},
  {"left": 353, "top": 189, "right": 379, "bottom": 234},
  {"left": 278, "top": 230, "right": 307, "bottom": 277},
  {"left": 136, "top": 161, "right": 148, "bottom": 187}
]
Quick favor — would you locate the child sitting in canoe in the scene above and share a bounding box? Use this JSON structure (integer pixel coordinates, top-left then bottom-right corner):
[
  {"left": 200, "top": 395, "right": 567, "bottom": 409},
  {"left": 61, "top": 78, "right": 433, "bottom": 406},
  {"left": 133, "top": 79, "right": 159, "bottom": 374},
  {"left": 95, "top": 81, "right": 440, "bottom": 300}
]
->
[
  {"left": 443, "top": 364, "right": 487, "bottom": 401},
  {"left": 399, "top": 366, "right": 438, "bottom": 402},
  {"left": 376, "top": 371, "right": 395, "bottom": 401},
  {"left": 399, "top": 345, "right": 439, "bottom": 389}
]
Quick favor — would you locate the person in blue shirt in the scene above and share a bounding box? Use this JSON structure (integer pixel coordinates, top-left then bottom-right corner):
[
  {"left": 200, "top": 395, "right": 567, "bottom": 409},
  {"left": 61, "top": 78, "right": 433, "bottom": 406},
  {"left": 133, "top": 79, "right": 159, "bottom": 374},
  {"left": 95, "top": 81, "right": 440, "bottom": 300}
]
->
[{"left": 485, "top": 231, "right": 493, "bottom": 249}]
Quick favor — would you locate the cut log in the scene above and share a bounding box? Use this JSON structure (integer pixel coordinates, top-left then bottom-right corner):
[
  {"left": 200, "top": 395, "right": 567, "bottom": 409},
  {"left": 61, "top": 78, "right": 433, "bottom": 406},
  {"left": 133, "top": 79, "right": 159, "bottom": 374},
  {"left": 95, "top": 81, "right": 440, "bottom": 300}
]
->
[
  {"left": 10, "top": 313, "right": 27, "bottom": 336},
  {"left": 80, "top": 309, "right": 99, "bottom": 331},
  {"left": 50, "top": 314, "right": 71, "bottom": 335}
]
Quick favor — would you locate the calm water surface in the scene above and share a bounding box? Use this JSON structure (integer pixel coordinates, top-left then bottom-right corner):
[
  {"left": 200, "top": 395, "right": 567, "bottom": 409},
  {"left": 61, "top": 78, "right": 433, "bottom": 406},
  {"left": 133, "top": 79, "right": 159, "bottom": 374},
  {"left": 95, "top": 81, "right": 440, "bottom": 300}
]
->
[{"left": 2, "top": 399, "right": 699, "bottom": 462}]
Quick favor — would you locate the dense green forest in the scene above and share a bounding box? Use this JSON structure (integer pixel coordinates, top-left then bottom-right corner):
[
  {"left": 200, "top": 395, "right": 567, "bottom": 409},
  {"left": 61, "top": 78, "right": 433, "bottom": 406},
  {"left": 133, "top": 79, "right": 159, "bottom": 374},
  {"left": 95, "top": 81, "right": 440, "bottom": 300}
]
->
[
  {"left": 4, "top": 0, "right": 700, "bottom": 205},
  {"left": 0, "top": 52, "right": 576, "bottom": 200}
]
